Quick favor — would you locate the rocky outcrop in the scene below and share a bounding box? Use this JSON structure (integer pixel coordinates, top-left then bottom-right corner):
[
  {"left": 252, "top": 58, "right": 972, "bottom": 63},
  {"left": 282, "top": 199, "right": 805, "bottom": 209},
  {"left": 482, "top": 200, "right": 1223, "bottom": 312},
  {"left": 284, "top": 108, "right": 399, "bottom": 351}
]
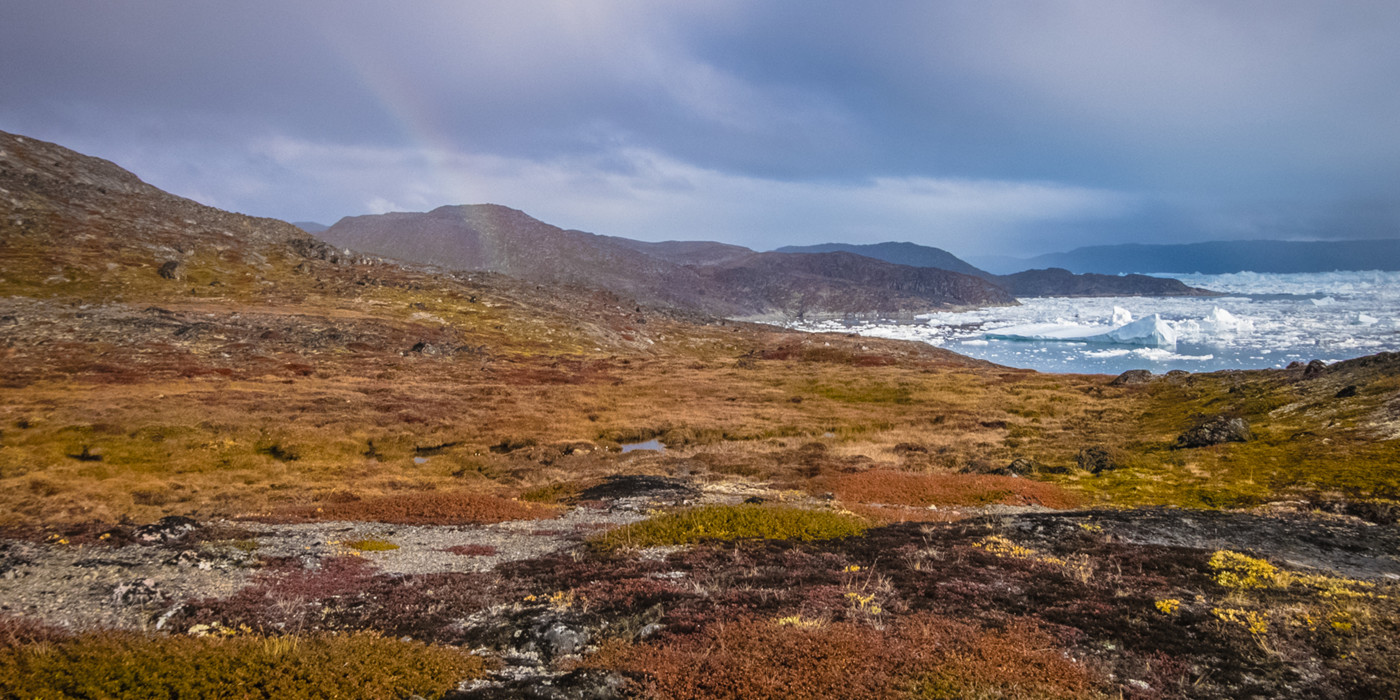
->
[
  {"left": 1175, "top": 415, "right": 1252, "bottom": 448},
  {"left": 1110, "top": 369, "right": 1154, "bottom": 386}
]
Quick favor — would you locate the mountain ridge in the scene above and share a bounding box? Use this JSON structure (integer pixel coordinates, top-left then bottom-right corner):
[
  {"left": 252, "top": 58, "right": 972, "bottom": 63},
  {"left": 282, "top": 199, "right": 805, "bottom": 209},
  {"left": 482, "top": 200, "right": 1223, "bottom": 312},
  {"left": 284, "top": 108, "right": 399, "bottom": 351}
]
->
[{"left": 319, "top": 205, "right": 1016, "bottom": 319}]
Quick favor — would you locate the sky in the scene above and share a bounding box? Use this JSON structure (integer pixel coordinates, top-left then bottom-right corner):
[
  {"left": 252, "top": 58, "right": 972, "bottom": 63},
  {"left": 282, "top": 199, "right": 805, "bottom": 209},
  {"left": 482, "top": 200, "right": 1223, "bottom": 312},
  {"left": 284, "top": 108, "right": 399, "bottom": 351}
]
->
[{"left": 3, "top": 1, "right": 1399, "bottom": 258}]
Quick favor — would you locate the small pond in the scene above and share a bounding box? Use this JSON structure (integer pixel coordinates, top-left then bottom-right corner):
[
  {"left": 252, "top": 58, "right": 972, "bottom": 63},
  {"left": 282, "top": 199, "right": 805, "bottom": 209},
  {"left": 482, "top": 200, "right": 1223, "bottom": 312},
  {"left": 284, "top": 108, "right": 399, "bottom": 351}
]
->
[{"left": 620, "top": 439, "right": 666, "bottom": 453}]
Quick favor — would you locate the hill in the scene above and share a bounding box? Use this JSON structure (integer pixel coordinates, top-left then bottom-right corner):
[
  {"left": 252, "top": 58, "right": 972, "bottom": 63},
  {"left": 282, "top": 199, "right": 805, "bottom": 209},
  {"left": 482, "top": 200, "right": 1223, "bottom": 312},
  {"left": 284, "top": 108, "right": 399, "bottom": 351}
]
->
[{"left": 319, "top": 205, "right": 1014, "bottom": 318}]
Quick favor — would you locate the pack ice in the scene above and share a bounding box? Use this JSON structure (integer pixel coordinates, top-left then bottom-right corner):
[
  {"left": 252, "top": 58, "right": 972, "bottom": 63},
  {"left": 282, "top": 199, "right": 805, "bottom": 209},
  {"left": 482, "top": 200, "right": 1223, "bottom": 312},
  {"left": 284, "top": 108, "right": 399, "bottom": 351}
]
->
[{"left": 985, "top": 310, "right": 1178, "bottom": 348}]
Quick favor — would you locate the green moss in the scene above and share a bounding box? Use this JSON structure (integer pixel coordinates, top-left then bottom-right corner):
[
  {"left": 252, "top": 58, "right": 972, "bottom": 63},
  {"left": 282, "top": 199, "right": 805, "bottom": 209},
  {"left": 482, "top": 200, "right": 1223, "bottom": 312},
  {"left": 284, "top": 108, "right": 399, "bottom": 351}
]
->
[
  {"left": 0, "top": 631, "right": 483, "bottom": 699},
  {"left": 590, "top": 504, "right": 867, "bottom": 550},
  {"left": 519, "top": 482, "right": 582, "bottom": 504}
]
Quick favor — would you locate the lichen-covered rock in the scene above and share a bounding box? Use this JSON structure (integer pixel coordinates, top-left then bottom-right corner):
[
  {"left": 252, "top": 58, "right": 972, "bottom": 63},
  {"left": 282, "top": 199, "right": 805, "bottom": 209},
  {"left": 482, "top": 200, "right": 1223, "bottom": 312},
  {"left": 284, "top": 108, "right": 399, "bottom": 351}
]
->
[
  {"left": 132, "top": 515, "right": 200, "bottom": 544},
  {"left": 1109, "top": 369, "right": 1153, "bottom": 386},
  {"left": 1175, "top": 415, "right": 1252, "bottom": 448},
  {"left": 1076, "top": 447, "right": 1117, "bottom": 474}
]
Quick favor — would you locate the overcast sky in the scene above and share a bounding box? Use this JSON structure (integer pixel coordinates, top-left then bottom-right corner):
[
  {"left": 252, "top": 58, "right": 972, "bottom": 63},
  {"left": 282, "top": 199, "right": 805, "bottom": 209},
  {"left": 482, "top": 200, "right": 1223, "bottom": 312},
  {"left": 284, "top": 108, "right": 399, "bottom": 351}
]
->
[{"left": 4, "top": 1, "right": 1398, "bottom": 257}]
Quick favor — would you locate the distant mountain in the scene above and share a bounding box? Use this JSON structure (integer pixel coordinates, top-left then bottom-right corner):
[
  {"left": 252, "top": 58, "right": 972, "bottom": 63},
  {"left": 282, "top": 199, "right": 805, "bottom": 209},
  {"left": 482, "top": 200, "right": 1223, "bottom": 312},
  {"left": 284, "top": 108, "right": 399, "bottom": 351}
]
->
[
  {"left": 321, "top": 204, "right": 723, "bottom": 312},
  {"left": 293, "top": 221, "right": 329, "bottom": 233},
  {"left": 1002, "top": 239, "right": 1400, "bottom": 275},
  {"left": 777, "top": 241, "right": 1211, "bottom": 297},
  {"left": 702, "top": 251, "right": 1015, "bottom": 320},
  {"left": 318, "top": 205, "right": 1013, "bottom": 319},
  {"left": 775, "top": 242, "right": 990, "bottom": 278}
]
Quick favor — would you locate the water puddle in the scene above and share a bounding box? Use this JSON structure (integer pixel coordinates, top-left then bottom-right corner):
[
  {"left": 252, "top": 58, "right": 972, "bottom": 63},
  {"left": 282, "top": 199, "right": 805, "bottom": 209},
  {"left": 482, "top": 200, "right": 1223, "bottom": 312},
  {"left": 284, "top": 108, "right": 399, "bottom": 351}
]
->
[{"left": 620, "top": 439, "right": 666, "bottom": 453}]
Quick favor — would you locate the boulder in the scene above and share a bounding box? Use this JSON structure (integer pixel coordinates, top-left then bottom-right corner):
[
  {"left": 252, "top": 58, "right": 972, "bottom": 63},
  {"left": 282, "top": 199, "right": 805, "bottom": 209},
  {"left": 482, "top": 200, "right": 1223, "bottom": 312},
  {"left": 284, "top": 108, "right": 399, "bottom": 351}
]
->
[
  {"left": 1109, "top": 369, "right": 1153, "bottom": 386},
  {"left": 1076, "top": 447, "right": 1118, "bottom": 474},
  {"left": 1175, "top": 415, "right": 1252, "bottom": 448}
]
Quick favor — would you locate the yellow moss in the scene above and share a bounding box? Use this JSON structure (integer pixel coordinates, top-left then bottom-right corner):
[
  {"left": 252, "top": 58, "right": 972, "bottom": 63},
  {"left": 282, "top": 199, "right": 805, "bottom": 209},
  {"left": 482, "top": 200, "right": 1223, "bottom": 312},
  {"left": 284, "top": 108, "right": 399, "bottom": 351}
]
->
[
  {"left": 589, "top": 504, "right": 867, "bottom": 550},
  {"left": 1209, "top": 550, "right": 1381, "bottom": 600},
  {"left": 774, "top": 615, "right": 826, "bottom": 628},
  {"left": 973, "top": 535, "right": 1036, "bottom": 559},
  {"left": 341, "top": 538, "right": 399, "bottom": 552},
  {"left": 1155, "top": 599, "right": 1180, "bottom": 615},
  {"left": 1208, "top": 550, "right": 1280, "bottom": 591},
  {"left": 1212, "top": 607, "right": 1269, "bottom": 636}
]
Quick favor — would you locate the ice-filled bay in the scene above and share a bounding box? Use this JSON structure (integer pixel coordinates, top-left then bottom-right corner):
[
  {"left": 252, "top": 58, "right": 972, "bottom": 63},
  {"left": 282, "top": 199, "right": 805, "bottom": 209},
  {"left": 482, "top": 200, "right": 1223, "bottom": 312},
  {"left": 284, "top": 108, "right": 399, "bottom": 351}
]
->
[{"left": 792, "top": 271, "right": 1400, "bottom": 374}]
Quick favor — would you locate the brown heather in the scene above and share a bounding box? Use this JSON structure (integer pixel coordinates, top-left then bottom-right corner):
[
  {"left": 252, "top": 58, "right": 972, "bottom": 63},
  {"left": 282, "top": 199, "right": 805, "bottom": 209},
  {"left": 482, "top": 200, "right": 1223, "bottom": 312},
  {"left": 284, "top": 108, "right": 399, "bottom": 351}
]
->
[{"left": 593, "top": 614, "right": 1100, "bottom": 700}]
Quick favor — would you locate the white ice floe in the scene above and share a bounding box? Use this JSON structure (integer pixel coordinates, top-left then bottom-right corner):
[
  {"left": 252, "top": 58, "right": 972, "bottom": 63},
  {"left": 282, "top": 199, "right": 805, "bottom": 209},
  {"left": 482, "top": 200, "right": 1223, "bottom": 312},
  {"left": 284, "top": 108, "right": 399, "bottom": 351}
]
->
[{"left": 985, "top": 314, "right": 1176, "bottom": 348}]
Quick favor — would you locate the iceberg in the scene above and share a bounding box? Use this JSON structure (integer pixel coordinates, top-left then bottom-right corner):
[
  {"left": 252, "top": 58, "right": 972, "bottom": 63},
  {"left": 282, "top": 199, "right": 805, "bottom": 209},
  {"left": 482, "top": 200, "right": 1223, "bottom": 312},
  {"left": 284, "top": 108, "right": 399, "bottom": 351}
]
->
[{"left": 985, "top": 314, "right": 1176, "bottom": 348}]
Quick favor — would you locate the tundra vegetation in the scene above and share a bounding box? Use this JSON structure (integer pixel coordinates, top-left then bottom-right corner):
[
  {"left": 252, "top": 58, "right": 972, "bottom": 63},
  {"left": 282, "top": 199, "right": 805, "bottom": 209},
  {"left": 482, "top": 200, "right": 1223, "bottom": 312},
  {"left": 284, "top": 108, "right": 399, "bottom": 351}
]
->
[{"left": 2, "top": 131, "right": 1400, "bottom": 697}]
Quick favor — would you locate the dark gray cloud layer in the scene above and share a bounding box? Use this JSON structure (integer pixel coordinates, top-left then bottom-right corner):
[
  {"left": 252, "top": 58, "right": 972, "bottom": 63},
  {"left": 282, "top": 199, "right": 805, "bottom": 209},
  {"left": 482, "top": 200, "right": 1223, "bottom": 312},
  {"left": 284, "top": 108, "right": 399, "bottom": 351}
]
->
[{"left": 4, "top": 1, "right": 1397, "bottom": 255}]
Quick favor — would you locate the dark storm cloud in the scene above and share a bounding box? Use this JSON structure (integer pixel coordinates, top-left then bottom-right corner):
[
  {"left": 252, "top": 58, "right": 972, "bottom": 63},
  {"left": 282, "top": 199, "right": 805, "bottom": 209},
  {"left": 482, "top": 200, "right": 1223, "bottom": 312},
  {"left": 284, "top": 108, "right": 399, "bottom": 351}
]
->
[{"left": 2, "top": 1, "right": 1397, "bottom": 255}]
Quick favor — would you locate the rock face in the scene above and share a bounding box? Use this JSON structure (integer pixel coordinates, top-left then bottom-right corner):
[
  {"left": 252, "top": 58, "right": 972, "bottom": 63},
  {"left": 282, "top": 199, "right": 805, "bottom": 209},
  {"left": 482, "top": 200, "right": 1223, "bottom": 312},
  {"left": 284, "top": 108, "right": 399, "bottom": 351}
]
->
[
  {"left": 1175, "top": 415, "right": 1253, "bottom": 448},
  {"left": 318, "top": 204, "right": 1015, "bottom": 319}
]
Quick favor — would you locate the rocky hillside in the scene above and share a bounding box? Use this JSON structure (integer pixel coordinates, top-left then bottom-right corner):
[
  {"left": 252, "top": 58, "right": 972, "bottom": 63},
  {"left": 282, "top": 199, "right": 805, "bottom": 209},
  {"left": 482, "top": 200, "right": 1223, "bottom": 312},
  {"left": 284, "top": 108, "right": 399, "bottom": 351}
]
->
[
  {"left": 0, "top": 129, "right": 754, "bottom": 360},
  {"left": 319, "top": 205, "right": 1014, "bottom": 319}
]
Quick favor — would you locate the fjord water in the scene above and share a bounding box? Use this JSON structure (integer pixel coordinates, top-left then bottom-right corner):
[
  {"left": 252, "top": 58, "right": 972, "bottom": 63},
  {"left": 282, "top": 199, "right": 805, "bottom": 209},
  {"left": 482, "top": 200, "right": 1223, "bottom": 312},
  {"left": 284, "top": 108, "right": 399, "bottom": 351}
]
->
[{"left": 796, "top": 271, "right": 1400, "bottom": 374}]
